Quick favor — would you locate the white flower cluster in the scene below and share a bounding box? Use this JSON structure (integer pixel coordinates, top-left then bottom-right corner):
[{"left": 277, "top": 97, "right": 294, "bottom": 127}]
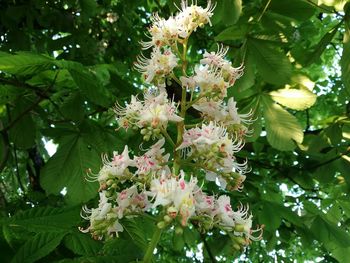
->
[
  {"left": 177, "top": 121, "right": 248, "bottom": 190},
  {"left": 141, "top": 1, "right": 215, "bottom": 49},
  {"left": 83, "top": 140, "right": 262, "bottom": 243},
  {"left": 115, "top": 91, "right": 182, "bottom": 140},
  {"left": 193, "top": 97, "right": 254, "bottom": 137},
  {"left": 82, "top": 0, "right": 262, "bottom": 252},
  {"left": 181, "top": 45, "right": 244, "bottom": 99}
]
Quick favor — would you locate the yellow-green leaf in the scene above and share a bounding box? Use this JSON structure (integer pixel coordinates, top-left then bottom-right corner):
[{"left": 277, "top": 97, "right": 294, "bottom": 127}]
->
[
  {"left": 270, "top": 88, "right": 317, "bottom": 110},
  {"left": 262, "top": 95, "right": 304, "bottom": 151}
]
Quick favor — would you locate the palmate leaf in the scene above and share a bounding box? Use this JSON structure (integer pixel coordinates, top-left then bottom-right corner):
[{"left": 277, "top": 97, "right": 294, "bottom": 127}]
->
[
  {"left": 247, "top": 38, "right": 292, "bottom": 85},
  {"left": 40, "top": 134, "right": 100, "bottom": 205},
  {"left": 262, "top": 95, "right": 303, "bottom": 151},
  {"left": 258, "top": 201, "right": 303, "bottom": 233},
  {"left": 64, "top": 231, "right": 103, "bottom": 256},
  {"left": 4, "top": 206, "right": 81, "bottom": 233},
  {"left": 11, "top": 232, "right": 66, "bottom": 263},
  {"left": 310, "top": 216, "right": 350, "bottom": 251},
  {"left": 212, "top": 0, "right": 242, "bottom": 26},
  {"left": 0, "top": 84, "right": 25, "bottom": 105},
  {"left": 269, "top": 88, "right": 317, "bottom": 110},
  {"left": 231, "top": 50, "right": 255, "bottom": 93},
  {"left": 55, "top": 60, "right": 114, "bottom": 107},
  {"left": 122, "top": 219, "right": 148, "bottom": 251},
  {"left": 0, "top": 52, "right": 55, "bottom": 76},
  {"left": 214, "top": 24, "right": 247, "bottom": 42},
  {"left": 303, "top": 22, "right": 341, "bottom": 66},
  {"left": 269, "top": 0, "right": 316, "bottom": 21}
]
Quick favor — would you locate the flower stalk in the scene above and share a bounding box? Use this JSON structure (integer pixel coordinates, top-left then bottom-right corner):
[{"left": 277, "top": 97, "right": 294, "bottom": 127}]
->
[{"left": 143, "top": 227, "right": 163, "bottom": 263}]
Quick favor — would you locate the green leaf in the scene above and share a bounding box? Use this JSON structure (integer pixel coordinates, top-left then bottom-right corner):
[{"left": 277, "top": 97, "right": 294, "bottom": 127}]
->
[
  {"left": 172, "top": 231, "right": 185, "bottom": 252},
  {"left": 183, "top": 227, "right": 200, "bottom": 247},
  {"left": 269, "top": 88, "right": 317, "bottom": 110},
  {"left": 332, "top": 247, "right": 350, "bottom": 263},
  {"left": 325, "top": 123, "right": 343, "bottom": 145},
  {"left": 40, "top": 134, "right": 100, "bottom": 204},
  {"left": 79, "top": 0, "right": 98, "bottom": 17},
  {"left": 303, "top": 22, "right": 341, "bottom": 66},
  {"left": 122, "top": 218, "right": 148, "bottom": 251},
  {"left": 248, "top": 38, "right": 292, "bottom": 85},
  {"left": 79, "top": 120, "right": 124, "bottom": 153},
  {"left": 341, "top": 10, "right": 350, "bottom": 94},
  {"left": 310, "top": 216, "right": 350, "bottom": 248},
  {"left": 213, "top": 0, "right": 242, "bottom": 26},
  {"left": 69, "top": 67, "right": 112, "bottom": 107},
  {"left": 0, "top": 85, "right": 25, "bottom": 105},
  {"left": 55, "top": 60, "right": 113, "bottom": 107},
  {"left": 64, "top": 231, "right": 103, "bottom": 256},
  {"left": 214, "top": 24, "right": 247, "bottom": 42},
  {"left": 102, "top": 238, "right": 143, "bottom": 262},
  {"left": 232, "top": 50, "right": 255, "bottom": 92},
  {"left": 335, "top": 157, "right": 350, "bottom": 186},
  {"left": 258, "top": 202, "right": 282, "bottom": 232},
  {"left": 61, "top": 92, "right": 85, "bottom": 122},
  {"left": 262, "top": 95, "right": 304, "bottom": 151},
  {"left": 0, "top": 52, "right": 54, "bottom": 76},
  {"left": 8, "top": 99, "right": 37, "bottom": 149},
  {"left": 269, "top": 0, "right": 316, "bottom": 21},
  {"left": 11, "top": 232, "right": 66, "bottom": 263},
  {"left": 7, "top": 206, "right": 81, "bottom": 233}
]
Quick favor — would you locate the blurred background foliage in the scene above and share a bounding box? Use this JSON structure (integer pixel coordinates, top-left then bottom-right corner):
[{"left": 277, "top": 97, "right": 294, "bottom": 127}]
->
[{"left": 0, "top": 0, "right": 350, "bottom": 262}]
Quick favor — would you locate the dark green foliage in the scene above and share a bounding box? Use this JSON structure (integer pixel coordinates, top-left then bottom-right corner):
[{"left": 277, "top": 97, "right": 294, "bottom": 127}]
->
[{"left": 0, "top": 0, "right": 350, "bottom": 262}]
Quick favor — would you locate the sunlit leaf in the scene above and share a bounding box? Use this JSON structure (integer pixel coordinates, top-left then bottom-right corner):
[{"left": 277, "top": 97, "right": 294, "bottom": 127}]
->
[
  {"left": 269, "top": 88, "right": 317, "bottom": 110},
  {"left": 262, "top": 95, "right": 304, "bottom": 151}
]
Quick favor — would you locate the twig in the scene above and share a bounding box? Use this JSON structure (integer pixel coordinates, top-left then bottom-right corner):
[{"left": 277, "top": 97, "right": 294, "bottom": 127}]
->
[
  {"left": 257, "top": 0, "right": 272, "bottom": 22},
  {"left": 6, "top": 105, "right": 26, "bottom": 193},
  {"left": 308, "top": 147, "right": 350, "bottom": 170},
  {"left": 1, "top": 72, "right": 60, "bottom": 132},
  {"left": 2, "top": 97, "right": 43, "bottom": 132}
]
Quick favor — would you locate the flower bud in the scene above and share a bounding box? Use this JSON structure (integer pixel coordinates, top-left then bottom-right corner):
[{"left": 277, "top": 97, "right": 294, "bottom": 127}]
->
[
  {"left": 175, "top": 227, "right": 183, "bottom": 235},
  {"left": 232, "top": 243, "right": 241, "bottom": 251},
  {"left": 167, "top": 206, "right": 178, "bottom": 218},
  {"left": 234, "top": 236, "right": 247, "bottom": 246},
  {"left": 163, "top": 215, "right": 172, "bottom": 223},
  {"left": 157, "top": 221, "right": 166, "bottom": 229},
  {"left": 106, "top": 179, "right": 114, "bottom": 186},
  {"left": 234, "top": 224, "right": 244, "bottom": 232}
]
